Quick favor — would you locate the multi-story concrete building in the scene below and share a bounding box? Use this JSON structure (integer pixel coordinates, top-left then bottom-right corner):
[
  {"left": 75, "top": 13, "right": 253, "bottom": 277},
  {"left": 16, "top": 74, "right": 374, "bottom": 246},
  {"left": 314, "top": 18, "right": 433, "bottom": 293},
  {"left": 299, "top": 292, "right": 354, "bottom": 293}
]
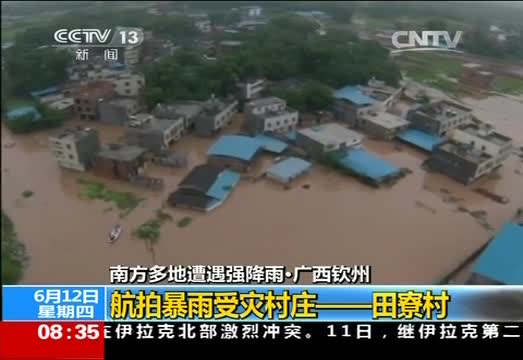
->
[
  {"left": 194, "top": 96, "right": 238, "bottom": 137},
  {"left": 126, "top": 114, "right": 185, "bottom": 153},
  {"left": 72, "top": 81, "right": 115, "bottom": 121},
  {"left": 407, "top": 100, "right": 473, "bottom": 137},
  {"left": 461, "top": 63, "right": 495, "bottom": 90},
  {"left": 244, "top": 97, "right": 298, "bottom": 135},
  {"left": 154, "top": 102, "right": 203, "bottom": 130},
  {"left": 109, "top": 73, "right": 145, "bottom": 97},
  {"left": 98, "top": 97, "right": 141, "bottom": 126},
  {"left": 296, "top": 123, "right": 364, "bottom": 159},
  {"left": 426, "top": 123, "right": 513, "bottom": 184},
  {"left": 358, "top": 110, "right": 410, "bottom": 140},
  {"left": 48, "top": 127, "right": 101, "bottom": 171}
]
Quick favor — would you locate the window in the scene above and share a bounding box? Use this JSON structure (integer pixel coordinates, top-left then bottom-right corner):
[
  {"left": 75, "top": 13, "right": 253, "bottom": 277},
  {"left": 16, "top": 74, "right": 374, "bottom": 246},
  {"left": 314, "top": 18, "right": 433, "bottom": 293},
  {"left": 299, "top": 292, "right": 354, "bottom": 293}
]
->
[
  {"left": 75, "top": 99, "right": 81, "bottom": 104},
  {"left": 137, "top": 80, "right": 142, "bottom": 85},
  {"left": 125, "top": 82, "right": 130, "bottom": 86},
  {"left": 77, "top": 107, "right": 83, "bottom": 111},
  {"left": 80, "top": 114, "right": 86, "bottom": 120},
  {"left": 66, "top": 144, "right": 72, "bottom": 150},
  {"left": 86, "top": 107, "right": 91, "bottom": 113},
  {"left": 470, "top": 140, "right": 475, "bottom": 146},
  {"left": 481, "top": 145, "right": 486, "bottom": 151},
  {"left": 68, "top": 155, "right": 74, "bottom": 160},
  {"left": 84, "top": 99, "right": 89, "bottom": 104},
  {"left": 112, "top": 83, "right": 117, "bottom": 88},
  {"left": 125, "top": 89, "right": 131, "bottom": 94}
]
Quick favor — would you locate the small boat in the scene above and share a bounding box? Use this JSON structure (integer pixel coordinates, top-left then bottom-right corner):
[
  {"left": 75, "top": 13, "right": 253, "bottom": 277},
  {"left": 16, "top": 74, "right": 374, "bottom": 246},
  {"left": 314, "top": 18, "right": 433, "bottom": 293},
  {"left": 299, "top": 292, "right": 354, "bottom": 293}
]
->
[{"left": 109, "top": 225, "right": 122, "bottom": 243}]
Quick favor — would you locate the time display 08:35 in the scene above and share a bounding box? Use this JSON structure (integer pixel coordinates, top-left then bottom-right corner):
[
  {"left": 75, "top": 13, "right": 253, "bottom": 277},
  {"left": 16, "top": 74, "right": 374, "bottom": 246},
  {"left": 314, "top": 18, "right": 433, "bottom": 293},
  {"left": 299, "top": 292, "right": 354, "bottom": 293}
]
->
[{"left": 37, "top": 324, "right": 100, "bottom": 340}]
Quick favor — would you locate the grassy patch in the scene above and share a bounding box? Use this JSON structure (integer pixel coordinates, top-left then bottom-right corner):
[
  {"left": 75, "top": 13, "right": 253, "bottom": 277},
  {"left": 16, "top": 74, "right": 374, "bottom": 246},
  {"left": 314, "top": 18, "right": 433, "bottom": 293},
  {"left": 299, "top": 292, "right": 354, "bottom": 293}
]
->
[
  {"left": 177, "top": 217, "right": 193, "bottom": 228},
  {"left": 77, "top": 179, "right": 144, "bottom": 217},
  {"left": 1, "top": 210, "right": 29, "bottom": 284},
  {"left": 22, "top": 190, "right": 34, "bottom": 198},
  {"left": 133, "top": 208, "right": 173, "bottom": 243},
  {"left": 397, "top": 52, "right": 465, "bottom": 95},
  {"left": 494, "top": 76, "right": 523, "bottom": 95}
]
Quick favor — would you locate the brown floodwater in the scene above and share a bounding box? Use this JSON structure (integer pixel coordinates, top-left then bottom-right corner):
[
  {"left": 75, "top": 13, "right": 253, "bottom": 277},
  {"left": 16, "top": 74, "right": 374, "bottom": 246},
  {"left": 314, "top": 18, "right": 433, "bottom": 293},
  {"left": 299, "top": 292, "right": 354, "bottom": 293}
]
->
[{"left": 2, "top": 98, "right": 522, "bottom": 285}]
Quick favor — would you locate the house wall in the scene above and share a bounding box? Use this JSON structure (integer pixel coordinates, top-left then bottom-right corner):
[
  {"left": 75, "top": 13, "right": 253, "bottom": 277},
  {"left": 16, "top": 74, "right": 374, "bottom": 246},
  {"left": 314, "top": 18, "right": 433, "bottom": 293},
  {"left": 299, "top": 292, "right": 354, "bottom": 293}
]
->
[
  {"left": 452, "top": 129, "right": 511, "bottom": 159},
  {"left": 49, "top": 131, "right": 100, "bottom": 171},
  {"left": 214, "top": 101, "right": 238, "bottom": 130},
  {"left": 427, "top": 146, "right": 480, "bottom": 184},
  {"left": 110, "top": 75, "right": 145, "bottom": 97},
  {"left": 358, "top": 118, "right": 409, "bottom": 140},
  {"left": 262, "top": 111, "right": 298, "bottom": 133},
  {"left": 92, "top": 156, "right": 145, "bottom": 180},
  {"left": 407, "top": 111, "right": 441, "bottom": 136},
  {"left": 98, "top": 102, "right": 132, "bottom": 125},
  {"left": 295, "top": 133, "right": 325, "bottom": 159},
  {"left": 333, "top": 100, "right": 358, "bottom": 127}
]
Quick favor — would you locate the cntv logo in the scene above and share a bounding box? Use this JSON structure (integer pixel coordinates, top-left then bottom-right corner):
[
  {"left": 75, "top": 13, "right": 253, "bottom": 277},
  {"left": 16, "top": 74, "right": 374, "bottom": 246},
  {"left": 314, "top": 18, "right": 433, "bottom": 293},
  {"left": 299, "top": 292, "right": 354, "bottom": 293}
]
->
[{"left": 391, "top": 30, "right": 464, "bottom": 53}]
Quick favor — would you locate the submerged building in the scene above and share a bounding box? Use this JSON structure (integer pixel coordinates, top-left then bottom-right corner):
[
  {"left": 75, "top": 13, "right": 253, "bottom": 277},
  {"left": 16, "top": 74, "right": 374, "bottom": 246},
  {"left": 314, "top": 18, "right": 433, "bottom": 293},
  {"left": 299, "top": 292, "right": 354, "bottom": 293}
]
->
[
  {"left": 407, "top": 100, "right": 473, "bottom": 137},
  {"left": 426, "top": 123, "right": 513, "bottom": 184},
  {"left": 93, "top": 143, "right": 148, "bottom": 181},
  {"left": 244, "top": 97, "right": 299, "bottom": 135},
  {"left": 168, "top": 164, "right": 240, "bottom": 212},
  {"left": 296, "top": 123, "right": 364, "bottom": 159},
  {"left": 49, "top": 127, "right": 101, "bottom": 171}
]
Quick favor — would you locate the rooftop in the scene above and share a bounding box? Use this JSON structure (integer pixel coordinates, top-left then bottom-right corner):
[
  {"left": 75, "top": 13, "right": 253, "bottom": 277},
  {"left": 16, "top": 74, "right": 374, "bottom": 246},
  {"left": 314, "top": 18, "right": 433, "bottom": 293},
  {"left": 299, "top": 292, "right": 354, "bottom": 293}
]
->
[
  {"left": 337, "top": 148, "right": 401, "bottom": 182},
  {"left": 247, "top": 97, "right": 285, "bottom": 108},
  {"left": 202, "top": 97, "right": 237, "bottom": 116},
  {"left": 130, "top": 117, "right": 183, "bottom": 132},
  {"left": 439, "top": 141, "right": 492, "bottom": 164},
  {"left": 417, "top": 100, "right": 472, "bottom": 123},
  {"left": 252, "top": 134, "right": 288, "bottom": 154},
  {"left": 474, "top": 223, "right": 523, "bottom": 285},
  {"left": 97, "top": 144, "right": 147, "bottom": 162},
  {"left": 107, "top": 97, "right": 137, "bottom": 107},
  {"left": 51, "top": 127, "right": 97, "bottom": 142},
  {"left": 298, "top": 123, "right": 364, "bottom": 146},
  {"left": 179, "top": 164, "right": 224, "bottom": 193},
  {"left": 396, "top": 129, "right": 444, "bottom": 152},
  {"left": 361, "top": 111, "right": 410, "bottom": 129},
  {"left": 267, "top": 157, "right": 312, "bottom": 182},
  {"left": 30, "top": 85, "right": 62, "bottom": 98},
  {"left": 457, "top": 124, "right": 512, "bottom": 147},
  {"left": 334, "top": 85, "right": 377, "bottom": 106},
  {"left": 207, "top": 135, "right": 262, "bottom": 162}
]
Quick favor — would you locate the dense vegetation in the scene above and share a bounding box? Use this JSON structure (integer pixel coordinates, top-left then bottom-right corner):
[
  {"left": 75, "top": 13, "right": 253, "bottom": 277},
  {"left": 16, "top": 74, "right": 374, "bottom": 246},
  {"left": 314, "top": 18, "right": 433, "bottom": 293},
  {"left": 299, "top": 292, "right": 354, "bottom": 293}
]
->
[
  {"left": 143, "top": 14, "right": 401, "bottom": 107},
  {"left": 4, "top": 104, "right": 67, "bottom": 134},
  {"left": 2, "top": 211, "right": 29, "bottom": 284}
]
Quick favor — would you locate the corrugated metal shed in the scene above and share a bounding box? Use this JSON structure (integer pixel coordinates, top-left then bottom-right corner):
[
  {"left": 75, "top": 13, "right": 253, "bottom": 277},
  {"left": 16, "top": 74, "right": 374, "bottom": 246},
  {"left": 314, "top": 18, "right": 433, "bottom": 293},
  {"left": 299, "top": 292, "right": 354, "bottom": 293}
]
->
[
  {"left": 338, "top": 148, "right": 400, "bottom": 182},
  {"left": 396, "top": 129, "right": 444, "bottom": 152},
  {"left": 334, "top": 85, "right": 376, "bottom": 106},
  {"left": 267, "top": 157, "right": 312, "bottom": 183}
]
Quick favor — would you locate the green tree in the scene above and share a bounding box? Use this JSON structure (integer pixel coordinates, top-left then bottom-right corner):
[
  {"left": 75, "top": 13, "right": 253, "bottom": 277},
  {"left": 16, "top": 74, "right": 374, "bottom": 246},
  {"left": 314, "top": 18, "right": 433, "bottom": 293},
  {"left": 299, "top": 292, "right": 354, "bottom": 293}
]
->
[{"left": 1, "top": 211, "right": 28, "bottom": 284}]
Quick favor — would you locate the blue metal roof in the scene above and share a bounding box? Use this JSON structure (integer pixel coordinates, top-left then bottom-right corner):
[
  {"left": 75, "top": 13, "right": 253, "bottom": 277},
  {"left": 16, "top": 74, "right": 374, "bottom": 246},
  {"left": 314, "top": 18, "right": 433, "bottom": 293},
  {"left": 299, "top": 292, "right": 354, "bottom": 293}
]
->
[
  {"left": 334, "top": 86, "right": 376, "bottom": 106},
  {"left": 338, "top": 148, "right": 400, "bottom": 182},
  {"left": 207, "top": 135, "right": 261, "bottom": 161},
  {"left": 206, "top": 169, "right": 241, "bottom": 201},
  {"left": 30, "top": 86, "right": 62, "bottom": 98},
  {"left": 474, "top": 223, "right": 523, "bottom": 285},
  {"left": 6, "top": 106, "right": 42, "bottom": 122},
  {"left": 267, "top": 157, "right": 312, "bottom": 182},
  {"left": 253, "top": 134, "right": 288, "bottom": 154},
  {"left": 396, "top": 129, "right": 444, "bottom": 152}
]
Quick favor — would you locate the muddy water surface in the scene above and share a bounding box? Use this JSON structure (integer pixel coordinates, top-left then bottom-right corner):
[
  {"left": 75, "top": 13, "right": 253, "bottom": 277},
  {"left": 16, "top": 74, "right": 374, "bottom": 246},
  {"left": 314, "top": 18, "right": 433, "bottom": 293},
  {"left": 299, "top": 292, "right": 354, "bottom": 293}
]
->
[{"left": 2, "top": 98, "right": 522, "bottom": 284}]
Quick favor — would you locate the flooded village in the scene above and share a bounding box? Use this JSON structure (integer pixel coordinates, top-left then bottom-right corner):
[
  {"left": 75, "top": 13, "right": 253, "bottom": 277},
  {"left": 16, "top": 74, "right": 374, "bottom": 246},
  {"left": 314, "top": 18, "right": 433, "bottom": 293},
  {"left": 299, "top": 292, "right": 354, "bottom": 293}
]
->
[{"left": 2, "top": 3, "right": 523, "bottom": 286}]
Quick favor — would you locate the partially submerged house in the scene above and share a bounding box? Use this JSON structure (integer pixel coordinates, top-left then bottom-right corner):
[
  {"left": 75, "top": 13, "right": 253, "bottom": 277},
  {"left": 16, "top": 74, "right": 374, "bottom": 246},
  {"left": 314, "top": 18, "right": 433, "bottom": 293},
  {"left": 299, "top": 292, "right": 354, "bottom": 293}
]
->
[
  {"left": 207, "top": 134, "right": 288, "bottom": 172},
  {"left": 126, "top": 113, "right": 185, "bottom": 154},
  {"left": 244, "top": 96, "right": 299, "bottom": 135},
  {"left": 98, "top": 97, "right": 140, "bottom": 126},
  {"left": 194, "top": 96, "right": 238, "bottom": 137},
  {"left": 396, "top": 129, "right": 445, "bottom": 152},
  {"left": 168, "top": 164, "right": 240, "bottom": 212},
  {"left": 358, "top": 110, "right": 410, "bottom": 140},
  {"left": 92, "top": 143, "right": 148, "bottom": 181},
  {"left": 266, "top": 157, "right": 312, "bottom": 184},
  {"left": 333, "top": 85, "right": 377, "bottom": 126},
  {"left": 49, "top": 127, "right": 101, "bottom": 171},
  {"left": 425, "top": 123, "right": 513, "bottom": 184},
  {"left": 296, "top": 123, "right": 364, "bottom": 159},
  {"left": 207, "top": 134, "right": 264, "bottom": 172},
  {"left": 406, "top": 100, "right": 473, "bottom": 137},
  {"left": 72, "top": 80, "right": 115, "bottom": 121}
]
